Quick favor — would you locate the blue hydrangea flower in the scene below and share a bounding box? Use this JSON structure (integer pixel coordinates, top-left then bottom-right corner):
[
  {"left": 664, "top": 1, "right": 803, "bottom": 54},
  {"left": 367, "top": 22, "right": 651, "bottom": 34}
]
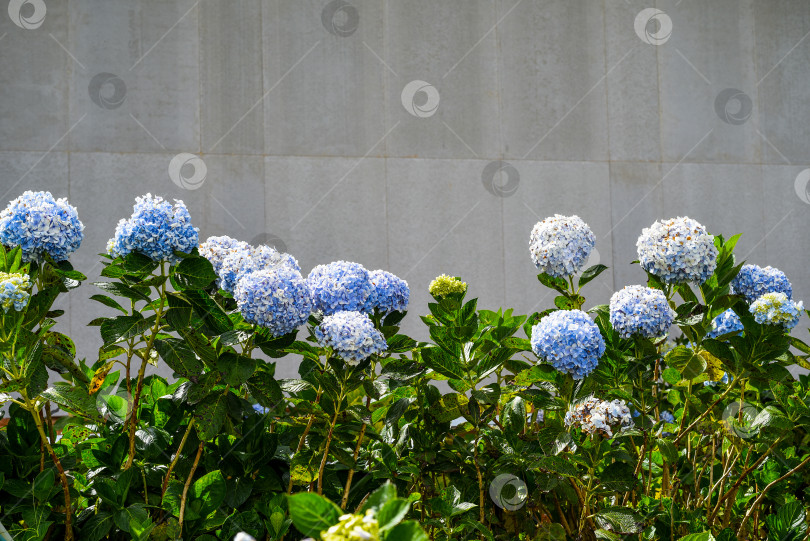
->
[
  {"left": 307, "top": 261, "right": 374, "bottom": 315},
  {"left": 565, "top": 397, "right": 631, "bottom": 437},
  {"left": 609, "top": 285, "right": 675, "bottom": 339},
  {"left": 731, "top": 264, "right": 793, "bottom": 303},
  {"left": 636, "top": 217, "right": 717, "bottom": 284},
  {"left": 219, "top": 244, "right": 300, "bottom": 294},
  {"left": 234, "top": 267, "right": 313, "bottom": 337},
  {"left": 531, "top": 310, "right": 605, "bottom": 380},
  {"left": 704, "top": 372, "right": 731, "bottom": 387},
  {"left": 0, "top": 191, "right": 84, "bottom": 262},
  {"left": 749, "top": 292, "right": 803, "bottom": 330},
  {"left": 706, "top": 309, "right": 744, "bottom": 339},
  {"left": 529, "top": 214, "right": 596, "bottom": 278},
  {"left": 660, "top": 410, "right": 675, "bottom": 424},
  {"left": 315, "top": 310, "right": 388, "bottom": 365},
  {"left": 365, "top": 270, "right": 409, "bottom": 315},
  {"left": 0, "top": 272, "right": 31, "bottom": 312},
  {"left": 108, "top": 194, "right": 198, "bottom": 263},
  {"left": 199, "top": 235, "right": 250, "bottom": 278}
]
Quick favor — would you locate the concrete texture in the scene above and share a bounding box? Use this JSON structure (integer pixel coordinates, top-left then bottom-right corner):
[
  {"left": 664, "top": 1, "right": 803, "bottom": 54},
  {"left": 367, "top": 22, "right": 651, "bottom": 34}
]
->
[{"left": 0, "top": 0, "right": 808, "bottom": 380}]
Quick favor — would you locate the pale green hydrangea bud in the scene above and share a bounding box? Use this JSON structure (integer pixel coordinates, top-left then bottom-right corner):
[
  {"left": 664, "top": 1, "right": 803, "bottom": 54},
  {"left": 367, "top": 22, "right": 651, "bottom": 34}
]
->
[
  {"left": 428, "top": 274, "right": 467, "bottom": 299},
  {"left": 321, "top": 510, "right": 380, "bottom": 541}
]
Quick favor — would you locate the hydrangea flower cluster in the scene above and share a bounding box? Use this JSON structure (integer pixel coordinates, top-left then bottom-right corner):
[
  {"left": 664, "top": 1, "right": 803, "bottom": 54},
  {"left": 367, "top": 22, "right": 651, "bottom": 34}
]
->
[
  {"left": 0, "top": 191, "right": 84, "bottom": 262},
  {"left": 660, "top": 410, "right": 675, "bottom": 424},
  {"left": 365, "top": 270, "right": 409, "bottom": 315},
  {"left": 315, "top": 310, "right": 387, "bottom": 365},
  {"left": 107, "top": 194, "right": 198, "bottom": 262},
  {"left": 219, "top": 244, "right": 300, "bottom": 293},
  {"left": 307, "top": 261, "right": 374, "bottom": 315},
  {"left": 706, "top": 309, "right": 744, "bottom": 339},
  {"left": 0, "top": 272, "right": 31, "bottom": 312},
  {"left": 529, "top": 214, "right": 595, "bottom": 278},
  {"left": 636, "top": 217, "right": 717, "bottom": 284},
  {"left": 428, "top": 274, "right": 467, "bottom": 298},
  {"left": 531, "top": 310, "right": 605, "bottom": 380},
  {"left": 199, "top": 235, "right": 249, "bottom": 278},
  {"left": 234, "top": 267, "right": 313, "bottom": 337},
  {"left": 731, "top": 264, "right": 793, "bottom": 303},
  {"left": 609, "top": 285, "right": 675, "bottom": 339},
  {"left": 564, "top": 397, "right": 632, "bottom": 437},
  {"left": 320, "top": 511, "right": 380, "bottom": 541},
  {"left": 749, "top": 292, "right": 803, "bottom": 330}
]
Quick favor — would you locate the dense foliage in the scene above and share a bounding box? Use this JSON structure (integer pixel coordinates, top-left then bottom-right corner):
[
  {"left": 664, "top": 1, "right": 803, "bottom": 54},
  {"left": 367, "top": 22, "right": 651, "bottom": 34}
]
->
[{"left": 1, "top": 193, "right": 809, "bottom": 541}]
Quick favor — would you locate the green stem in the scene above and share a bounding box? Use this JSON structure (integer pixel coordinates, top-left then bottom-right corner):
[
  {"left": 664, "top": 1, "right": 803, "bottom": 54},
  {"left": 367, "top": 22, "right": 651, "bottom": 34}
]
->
[
  {"left": 178, "top": 442, "right": 204, "bottom": 537},
  {"left": 317, "top": 410, "right": 340, "bottom": 495}
]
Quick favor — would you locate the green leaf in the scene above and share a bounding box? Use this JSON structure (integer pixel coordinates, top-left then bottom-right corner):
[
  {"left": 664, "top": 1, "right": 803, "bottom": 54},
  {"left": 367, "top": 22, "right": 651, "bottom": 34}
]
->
[
  {"left": 665, "top": 346, "right": 706, "bottom": 380},
  {"left": 599, "top": 462, "right": 637, "bottom": 492},
  {"left": 182, "top": 289, "right": 232, "bottom": 335},
  {"left": 217, "top": 352, "right": 256, "bottom": 387},
  {"left": 554, "top": 294, "right": 584, "bottom": 310},
  {"left": 361, "top": 482, "right": 398, "bottom": 514},
  {"left": 32, "top": 469, "right": 54, "bottom": 501},
  {"left": 80, "top": 512, "right": 115, "bottom": 541},
  {"left": 535, "top": 456, "right": 579, "bottom": 478},
  {"left": 385, "top": 521, "right": 429, "bottom": 541},
  {"left": 41, "top": 383, "right": 101, "bottom": 421},
  {"left": 765, "top": 501, "right": 807, "bottom": 541},
  {"left": 428, "top": 393, "right": 468, "bottom": 423},
  {"left": 94, "top": 281, "right": 151, "bottom": 303},
  {"left": 187, "top": 470, "right": 227, "bottom": 521},
  {"left": 677, "top": 533, "right": 715, "bottom": 541},
  {"left": 288, "top": 493, "right": 342, "bottom": 537},
  {"left": 246, "top": 370, "right": 284, "bottom": 409},
  {"left": 657, "top": 439, "right": 679, "bottom": 463},
  {"left": 194, "top": 392, "right": 228, "bottom": 440},
  {"left": 100, "top": 314, "right": 153, "bottom": 345},
  {"left": 662, "top": 367, "right": 681, "bottom": 385},
  {"left": 173, "top": 257, "right": 217, "bottom": 289},
  {"left": 594, "top": 507, "right": 643, "bottom": 534},
  {"left": 420, "top": 347, "right": 466, "bottom": 380},
  {"left": 377, "top": 498, "right": 410, "bottom": 531},
  {"left": 537, "top": 273, "right": 568, "bottom": 293},
  {"left": 154, "top": 338, "right": 203, "bottom": 379},
  {"left": 90, "top": 294, "right": 129, "bottom": 314},
  {"left": 578, "top": 264, "right": 609, "bottom": 288}
]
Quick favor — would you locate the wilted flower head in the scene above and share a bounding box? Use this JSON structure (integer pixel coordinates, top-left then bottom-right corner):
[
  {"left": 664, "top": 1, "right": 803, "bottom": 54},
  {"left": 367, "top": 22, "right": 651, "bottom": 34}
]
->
[
  {"left": 0, "top": 191, "right": 84, "bottom": 262},
  {"left": 706, "top": 309, "right": 744, "bottom": 339},
  {"left": 199, "top": 235, "right": 250, "bottom": 278},
  {"left": 234, "top": 267, "right": 312, "bottom": 337},
  {"left": 219, "top": 244, "right": 300, "bottom": 294},
  {"left": 365, "top": 270, "right": 409, "bottom": 315},
  {"left": 564, "top": 397, "right": 632, "bottom": 437},
  {"left": 529, "top": 214, "right": 595, "bottom": 278},
  {"left": 0, "top": 272, "right": 31, "bottom": 312},
  {"left": 636, "top": 217, "right": 717, "bottom": 284},
  {"left": 321, "top": 510, "right": 380, "bottom": 541},
  {"left": 531, "top": 310, "right": 605, "bottom": 380},
  {"left": 749, "top": 292, "right": 803, "bottom": 330},
  {"left": 315, "top": 311, "right": 387, "bottom": 365},
  {"left": 108, "top": 194, "right": 198, "bottom": 263},
  {"left": 307, "top": 261, "right": 374, "bottom": 315},
  {"left": 731, "top": 264, "right": 793, "bottom": 303},
  {"left": 609, "top": 285, "right": 675, "bottom": 339},
  {"left": 428, "top": 274, "right": 467, "bottom": 299}
]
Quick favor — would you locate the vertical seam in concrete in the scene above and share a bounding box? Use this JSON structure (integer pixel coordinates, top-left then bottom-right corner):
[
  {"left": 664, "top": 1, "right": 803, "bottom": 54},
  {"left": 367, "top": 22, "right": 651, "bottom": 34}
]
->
[
  {"left": 494, "top": 0, "right": 506, "bottom": 306},
  {"left": 600, "top": 0, "right": 618, "bottom": 294},
  {"left": 750, "top": 1, "right": 767, "bottom": 263},
  {"left": 382, "top": 0, "right": 391, "bottom": 270},
  {"left": 258, "top": 0, "right": 267, "bottom": 237},
  {"left": 197, "top": 0, "right": 203, "bottom": 154}
]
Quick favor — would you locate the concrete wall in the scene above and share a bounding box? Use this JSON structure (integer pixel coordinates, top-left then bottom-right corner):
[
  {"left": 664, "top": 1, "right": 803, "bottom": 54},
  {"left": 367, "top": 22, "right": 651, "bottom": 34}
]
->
[{"left": 1, "top": 0, "right": 809, "bottom": 380}]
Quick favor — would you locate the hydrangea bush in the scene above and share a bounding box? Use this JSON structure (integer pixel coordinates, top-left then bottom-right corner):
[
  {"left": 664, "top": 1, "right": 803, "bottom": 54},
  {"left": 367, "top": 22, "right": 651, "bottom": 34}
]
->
[{"left": 1, "top": 193, "right": 810, "bottom": 541}]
